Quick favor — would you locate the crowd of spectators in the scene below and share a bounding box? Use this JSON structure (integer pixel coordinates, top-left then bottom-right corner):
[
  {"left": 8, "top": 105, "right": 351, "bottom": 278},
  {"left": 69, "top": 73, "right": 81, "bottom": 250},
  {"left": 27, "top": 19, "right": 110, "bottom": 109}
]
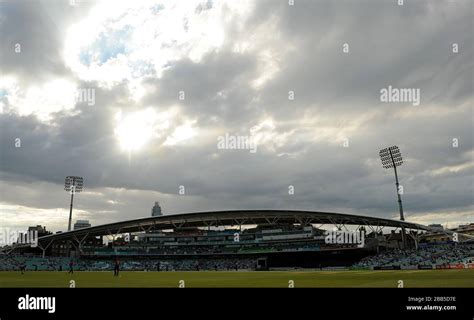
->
[
  {"left": 354, "top": 243, "right": 474, "bottom": 268},
  {"left": 0, "top": 255, "right": 256, "bottom": 272}
]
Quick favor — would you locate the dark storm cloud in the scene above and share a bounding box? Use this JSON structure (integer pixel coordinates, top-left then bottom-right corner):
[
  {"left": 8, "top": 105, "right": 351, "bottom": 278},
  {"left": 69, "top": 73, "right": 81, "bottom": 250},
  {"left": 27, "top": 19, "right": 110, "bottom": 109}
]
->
[
  {"left": 0, "top": 0, "right": 93, "bottom": 84},
  {"left": 141, "top": 50, "right": 261, "bottom": 127},
  {"left": 0, "top": 0, "right": 472, "bottom": 230},
  {"left": 249, "top": 0, "right": 473, "bottom": 119}
]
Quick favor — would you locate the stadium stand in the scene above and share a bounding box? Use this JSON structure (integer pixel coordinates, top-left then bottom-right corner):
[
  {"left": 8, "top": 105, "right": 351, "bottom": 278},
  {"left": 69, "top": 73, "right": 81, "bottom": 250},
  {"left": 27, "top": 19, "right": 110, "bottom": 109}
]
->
[
  {"left": 0, "top": 256, "right": 255, "bottom": 271},
  {"left": 353, "top": 243, "right": 474, "bottom": 269}
]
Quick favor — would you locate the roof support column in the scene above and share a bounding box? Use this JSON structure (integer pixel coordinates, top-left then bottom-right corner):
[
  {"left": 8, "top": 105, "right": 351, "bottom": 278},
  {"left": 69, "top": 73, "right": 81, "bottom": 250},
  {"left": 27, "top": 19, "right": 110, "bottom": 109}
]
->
[{"left": 72, "top": 233, "right": 89, "bottom": 255}]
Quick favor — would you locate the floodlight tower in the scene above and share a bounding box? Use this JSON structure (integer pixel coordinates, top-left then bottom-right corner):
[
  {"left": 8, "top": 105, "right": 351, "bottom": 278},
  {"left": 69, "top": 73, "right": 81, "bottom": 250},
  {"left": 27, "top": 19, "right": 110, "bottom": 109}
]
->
[
  {"left": 379, "top": 146, "right": 404, "bottom": 221},
  {"left": 64, "top": 176, "right": 84, "bottom": 231},
  {"left": 379, "top": 146, "right": 406, "bottom": 249}
]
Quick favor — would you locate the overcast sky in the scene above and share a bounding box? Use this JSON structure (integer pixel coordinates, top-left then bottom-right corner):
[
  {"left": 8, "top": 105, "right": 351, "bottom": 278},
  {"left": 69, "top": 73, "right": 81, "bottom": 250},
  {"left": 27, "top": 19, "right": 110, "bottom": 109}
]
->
[{"left": 0, "top": 0, "right": 472, "bottom": 235}]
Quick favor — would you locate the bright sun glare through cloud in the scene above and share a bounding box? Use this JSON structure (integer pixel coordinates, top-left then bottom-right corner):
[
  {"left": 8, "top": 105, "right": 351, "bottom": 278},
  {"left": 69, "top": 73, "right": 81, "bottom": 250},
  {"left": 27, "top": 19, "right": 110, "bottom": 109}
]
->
[{"left": 114, "top": 109, "right": 157, "bottom": 151}]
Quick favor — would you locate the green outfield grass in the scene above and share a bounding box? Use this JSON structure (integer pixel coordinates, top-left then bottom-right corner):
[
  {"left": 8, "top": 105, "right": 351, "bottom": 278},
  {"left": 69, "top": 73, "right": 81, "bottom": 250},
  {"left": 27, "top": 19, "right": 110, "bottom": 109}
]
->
[{"left": 0, "top": 270, "right": 473, "bottom": 288}]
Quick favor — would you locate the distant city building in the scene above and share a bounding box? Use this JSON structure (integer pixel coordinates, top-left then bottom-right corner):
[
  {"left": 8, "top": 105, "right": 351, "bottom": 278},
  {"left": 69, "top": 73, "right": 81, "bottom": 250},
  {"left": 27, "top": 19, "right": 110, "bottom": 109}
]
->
[
  {"left": 16, "top": 225, "right": 50, "bottom": 245},
  {"left": 456, "top": 223, "right": 474, "bottom": 232},
  {"left": 73, "top": 220, "right": 91, "bottom": 230},
  {"left": 28, "top": 225, "right": 48, "bottom": 237},
  {"left": 151, "top": 202, "right": 162, "bottom": 216},
  {"left": 421, "top": 223, "right": 474, "bottom": 243}
]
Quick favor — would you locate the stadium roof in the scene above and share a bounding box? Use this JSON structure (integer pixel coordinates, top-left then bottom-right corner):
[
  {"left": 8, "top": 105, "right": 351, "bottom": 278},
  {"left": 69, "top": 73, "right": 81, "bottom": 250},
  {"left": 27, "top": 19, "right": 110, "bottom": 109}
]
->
[{"left": 37, "top": 210, "right": 431, "bottom": 244}]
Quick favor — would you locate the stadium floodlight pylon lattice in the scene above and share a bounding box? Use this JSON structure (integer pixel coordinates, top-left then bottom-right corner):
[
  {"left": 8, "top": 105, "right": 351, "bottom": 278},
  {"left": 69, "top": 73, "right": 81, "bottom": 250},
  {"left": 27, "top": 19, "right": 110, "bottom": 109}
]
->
[
  {"left": 64, "top": 176, "right": 84, "bottom": 232},
  {"left": 379, "top": 146, "right": 404, "bottom": 221}
]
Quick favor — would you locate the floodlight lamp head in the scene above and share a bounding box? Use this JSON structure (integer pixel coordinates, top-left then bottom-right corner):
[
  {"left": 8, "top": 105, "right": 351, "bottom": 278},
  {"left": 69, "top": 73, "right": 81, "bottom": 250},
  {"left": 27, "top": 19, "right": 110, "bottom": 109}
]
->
[
  {"left": 64, "top": 176, "right": 84, "bottom": 193},
  {"left": 379, "top": 146, "right": 403, "bottom": 169}
]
